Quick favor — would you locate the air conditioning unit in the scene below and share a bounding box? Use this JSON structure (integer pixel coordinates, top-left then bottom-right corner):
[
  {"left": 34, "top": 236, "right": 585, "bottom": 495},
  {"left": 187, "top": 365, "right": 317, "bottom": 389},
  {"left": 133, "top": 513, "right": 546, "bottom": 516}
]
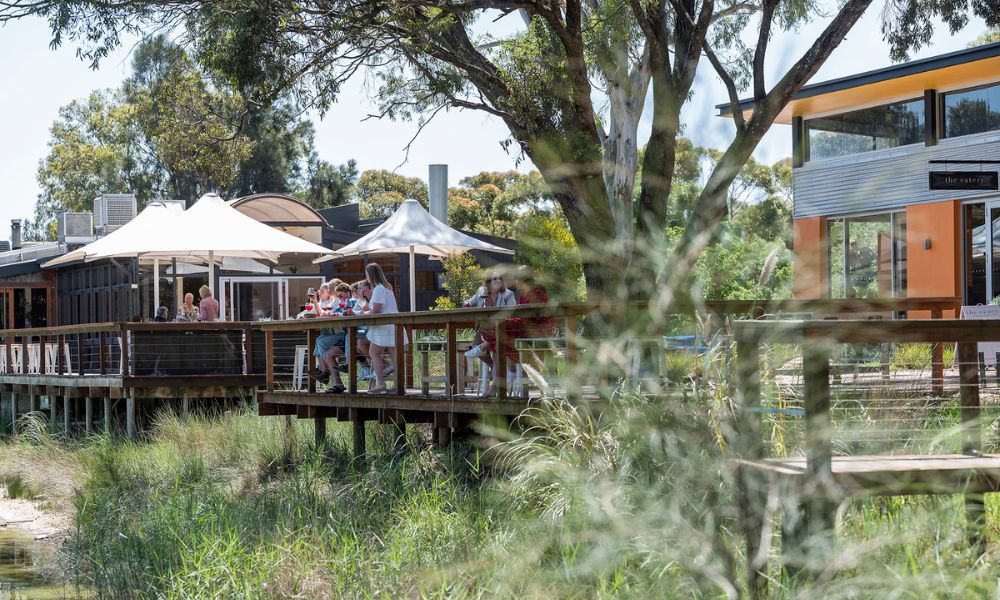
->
[
  {"left": 94, "top": 193, "right": 137, "bottom": 235},
  {"left": 57, "top": 212, "right": 95, "bottom": 244}
]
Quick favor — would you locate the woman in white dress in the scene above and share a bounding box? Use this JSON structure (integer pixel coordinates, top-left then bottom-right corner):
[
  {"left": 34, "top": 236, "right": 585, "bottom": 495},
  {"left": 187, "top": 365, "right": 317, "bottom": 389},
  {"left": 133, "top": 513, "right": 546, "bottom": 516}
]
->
[{"left": 362, "top": 263, "right": 407, "bottom": 393}]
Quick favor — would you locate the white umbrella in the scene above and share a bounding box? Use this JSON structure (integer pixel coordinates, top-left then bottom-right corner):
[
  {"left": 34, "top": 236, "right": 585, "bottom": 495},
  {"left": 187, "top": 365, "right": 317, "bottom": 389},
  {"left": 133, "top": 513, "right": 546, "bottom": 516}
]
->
[
  {"left": 314, "top": 199, "right": 513, "bottom": 311},
  {"left": 42, "top": 202, "right": 186, "bottom": 310},
  {"left": 165, "top": 256, "right": 283, "bottom": 275},
  {"left": 129, "top": 193, "right": 335, "bottom": 307}
]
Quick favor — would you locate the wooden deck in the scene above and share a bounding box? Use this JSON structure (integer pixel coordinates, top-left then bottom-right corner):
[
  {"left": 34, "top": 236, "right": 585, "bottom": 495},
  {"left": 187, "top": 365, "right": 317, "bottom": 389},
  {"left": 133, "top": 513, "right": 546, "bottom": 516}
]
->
[{"left": 736, "top": 454, "right": 1000, "bottom": 495}]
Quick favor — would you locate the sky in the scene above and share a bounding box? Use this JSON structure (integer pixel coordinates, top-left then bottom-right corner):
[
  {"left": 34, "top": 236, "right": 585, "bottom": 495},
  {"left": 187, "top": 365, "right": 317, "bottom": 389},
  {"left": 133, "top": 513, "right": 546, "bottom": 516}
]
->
[{"left": 0, "top": 7, "right": 989, "bottom": 238}]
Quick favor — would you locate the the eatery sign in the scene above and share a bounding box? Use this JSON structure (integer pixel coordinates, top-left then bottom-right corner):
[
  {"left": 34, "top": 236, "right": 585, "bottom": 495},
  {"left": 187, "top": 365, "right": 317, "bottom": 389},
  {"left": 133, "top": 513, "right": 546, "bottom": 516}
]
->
[{"left": 928, "top": 170, "right": 999, "bottom": 191}]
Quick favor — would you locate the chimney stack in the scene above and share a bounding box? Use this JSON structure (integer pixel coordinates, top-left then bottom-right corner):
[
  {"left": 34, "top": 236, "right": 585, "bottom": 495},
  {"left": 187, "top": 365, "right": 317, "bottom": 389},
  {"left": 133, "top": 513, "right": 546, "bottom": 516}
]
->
[
  {"left": 10, "top": 219, "right": 22, "bottom": 250},
  {"left": 429, "top": 164, "right": 448, "bottom": 223}
]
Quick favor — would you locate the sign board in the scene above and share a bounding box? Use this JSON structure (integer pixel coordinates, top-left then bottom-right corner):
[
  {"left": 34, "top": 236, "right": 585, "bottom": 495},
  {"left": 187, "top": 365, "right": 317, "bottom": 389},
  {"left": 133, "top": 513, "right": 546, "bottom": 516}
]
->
[
  {"left": 961, "top": 304, "right": 1000, "bottom": 365},
  {"left": 929, "top": 171, "right": 999, "bottom": 191}
]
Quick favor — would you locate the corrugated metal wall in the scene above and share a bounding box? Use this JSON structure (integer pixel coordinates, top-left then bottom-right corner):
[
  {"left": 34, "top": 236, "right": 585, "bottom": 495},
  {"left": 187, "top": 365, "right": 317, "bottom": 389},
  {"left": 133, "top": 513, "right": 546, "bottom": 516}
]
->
[{"left": 794, "top": 130, "right": 1000, "bottom": 218}]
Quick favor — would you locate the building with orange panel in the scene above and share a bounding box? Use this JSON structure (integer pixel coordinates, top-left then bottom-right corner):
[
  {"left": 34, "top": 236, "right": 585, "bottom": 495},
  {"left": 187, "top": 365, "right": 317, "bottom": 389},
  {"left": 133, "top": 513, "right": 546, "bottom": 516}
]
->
[{"left": 719, "top": 43, "right": 1000, "bottom": 310}]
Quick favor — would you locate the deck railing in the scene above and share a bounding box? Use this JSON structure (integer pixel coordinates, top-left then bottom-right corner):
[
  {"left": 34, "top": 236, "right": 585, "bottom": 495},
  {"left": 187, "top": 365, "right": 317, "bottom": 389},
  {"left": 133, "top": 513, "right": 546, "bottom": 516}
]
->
[
  {"left": 252, "top": 296, "right": 961, "bottom": 401},
  {"left": 0, "top": 321, "right": 261, "bottom": 383}
]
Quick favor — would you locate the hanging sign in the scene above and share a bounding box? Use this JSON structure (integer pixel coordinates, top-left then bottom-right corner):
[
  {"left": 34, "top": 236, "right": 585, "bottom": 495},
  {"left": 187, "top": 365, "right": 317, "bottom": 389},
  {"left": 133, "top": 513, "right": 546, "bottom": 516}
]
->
[{"left": 929, "top": 171, "right": 998, "bottom": 191}]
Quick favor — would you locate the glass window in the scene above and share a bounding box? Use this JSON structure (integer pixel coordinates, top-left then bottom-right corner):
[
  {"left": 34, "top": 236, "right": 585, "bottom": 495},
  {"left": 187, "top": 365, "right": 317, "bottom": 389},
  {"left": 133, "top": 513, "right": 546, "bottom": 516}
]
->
[
  {"left": 943, "top": 83, "right": 1000, "bottom": 138},
  {"left": 807, "top": 99, "right": 924, "bottom": 161},
  {"left": 828, "top": 213, "right": 906, "bottom": 298}
]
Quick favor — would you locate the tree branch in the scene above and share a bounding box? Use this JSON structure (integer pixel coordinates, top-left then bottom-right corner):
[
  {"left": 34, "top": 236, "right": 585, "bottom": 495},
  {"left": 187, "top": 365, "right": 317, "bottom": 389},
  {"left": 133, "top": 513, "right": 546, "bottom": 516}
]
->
[{"left": 702, "top": 40, "right": 745, "bottom": 131}]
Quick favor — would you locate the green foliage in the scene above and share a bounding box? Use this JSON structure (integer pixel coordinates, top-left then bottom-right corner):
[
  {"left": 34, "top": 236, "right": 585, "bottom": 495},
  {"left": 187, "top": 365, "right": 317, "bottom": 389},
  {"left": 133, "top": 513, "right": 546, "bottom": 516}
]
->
[
  {"left": 436, "top": 252, "right": 482, "bottom": 309},
  {"left": 970, "top": 29, "right": 1000, "bottom": 47},
  {"left": 30, "top": 35, "right": 354, "bottom": 238},
  {"left": 514, "top": 212, "right": 584, "bottom": 301},
  {"left": 355, "top": 169, "right": 429, "bottom": 218}
]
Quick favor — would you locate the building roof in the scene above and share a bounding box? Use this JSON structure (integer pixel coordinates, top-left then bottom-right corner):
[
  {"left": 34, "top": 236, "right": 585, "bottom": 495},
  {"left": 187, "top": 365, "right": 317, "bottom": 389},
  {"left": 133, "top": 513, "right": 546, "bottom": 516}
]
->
[{"left": 716, "top": 41, "right": 1000, "bottom": 124}]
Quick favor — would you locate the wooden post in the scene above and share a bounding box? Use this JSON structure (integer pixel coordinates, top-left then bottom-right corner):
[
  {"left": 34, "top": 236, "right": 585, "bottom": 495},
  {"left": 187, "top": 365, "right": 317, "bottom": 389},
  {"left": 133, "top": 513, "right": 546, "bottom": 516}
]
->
[
  {"left": 352, "top": 415, "right": 366, "bottom": 470},
  {"left": 564, "top": 312, "right": 578, "bottom": 398},
  {"left": 404, "top": 325, "right": 414, "bottom": 389},
  {"left": 8, "top": 392, "right": 16, "bottom": 436},
  {"left": 182, "top": 395, "right": 190, "bottom": 420},
  {"left": 243, "top": 325, "right": 254, "bottom": 375},
  {"left": 265, "top": 331, "right": 275, "bottom": 392},
  {"left": 99, "top": 331, "right": 107, "bottom": 376},
  {"left": 84, "top": 397, "right": 93, "bottom": 434},
  {"left": 394, "top": 324, "right": 405, "bottom": 395},
  {"left": 446, "top": 324, "right": 457, "bottom": 400},
  {"left": 103, "top": 397, "right": 111, "bottom": 433},
  {"left": 420, "top": 342, "right": 431, "bottom": 396},
  {"left": 76, "top": 333, "right": 84, "bottom": 377},
  {"left": 39, "top": 336, "right": 47, "bottom": 375},
  {"left": 63, "top": 396, "right": 71, "bottom": 432},
  {"left": 494, "top": 319, "right": 508, "bottom": 399},
  {"left": 307, "top": 328, "right": 317, "bottom": 393},
  {"left": 931, "top": 308, "right": 944, "bottom": 396},
  {"left": 120, "top": 325, "right": 130, "bottom": 377},
  {"left": 29, "top": 394, "right": 39, "bottom": 414},
  {"left": 736, "top": 333, "right": 767, "bottom": 597},
  {"left": 797, "top": 335, "right": 837, "bottom": 576},
  {"left": 314, "top": 416, "right": 327, "bottom": 449},
  {"left": 958, "top": 342, "right": 982, "bottom": 455},
  {"left": 347, "top": 327, "right": 358, "bottom": 395},
  {"left": 437, "top": 426, "right": 451, "bottom": 448},
  {"left": 126, "top": 396, "right": 136, "bottom": 440},
  {"left": 282, "top": 414, "right": 294, "bottom": 466}
]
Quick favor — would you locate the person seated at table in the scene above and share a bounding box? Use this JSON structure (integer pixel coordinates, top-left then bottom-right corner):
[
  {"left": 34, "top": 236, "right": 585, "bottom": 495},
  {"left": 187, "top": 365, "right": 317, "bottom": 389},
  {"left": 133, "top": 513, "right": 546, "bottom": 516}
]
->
[
  {"left": 197, "top": 285, "right": 220, "bottom": 321},
  {"left": 463, "top": 272, "right": 517, "bottom": 381},
  {"left": 153, "top": 306, "right": 169, "bottom": 322},
  {"left": 313, "top": 281, "right": 347, "bottom": 389},
  {"left": 349, "top": 280, "right": 373, "bottom": 382},
  {"left": 503, "top": 266, "right": 557, "bottom": 377},
  {"left": 361, "top": 263, "right": 407, "bottom": 394},
  {"left": 176, "top": 293, "right": 198, "bottom": 322},
  {"left": 297, "top": 286, "right": 323, "bottom": 319}
]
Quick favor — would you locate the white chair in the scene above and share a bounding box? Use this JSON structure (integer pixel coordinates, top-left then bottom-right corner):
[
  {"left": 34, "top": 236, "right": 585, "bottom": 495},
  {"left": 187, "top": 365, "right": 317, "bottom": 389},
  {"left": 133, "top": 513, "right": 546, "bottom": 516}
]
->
[
  {"left": 45, "top": 343, "right": 72, "bottom": 374},
  {"left": 476, "top": 360, "right": 522, "bottom": 398},
  {"left": 292, "top": 345, "right": 309, "bottom": 391}
]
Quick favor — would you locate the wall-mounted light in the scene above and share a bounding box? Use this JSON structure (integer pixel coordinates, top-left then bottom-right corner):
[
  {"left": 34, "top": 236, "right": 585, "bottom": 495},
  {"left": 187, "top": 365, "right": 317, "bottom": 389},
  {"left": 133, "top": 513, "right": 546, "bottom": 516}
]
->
[{"left": 923, "top": 238, "right": 932, "bottom": 250}]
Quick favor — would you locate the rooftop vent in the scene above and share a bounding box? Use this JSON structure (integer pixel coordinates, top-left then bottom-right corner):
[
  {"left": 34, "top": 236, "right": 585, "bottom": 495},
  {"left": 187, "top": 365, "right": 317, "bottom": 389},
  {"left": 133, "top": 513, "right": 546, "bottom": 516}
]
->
[
  {"left": 10, "top": 219, "right": 21, "bottom": 250},
  {"left": 57, "top": 212, "right": 95, "bottom": 244},
  {"left": 94, "top": 193, "right": 137, "bottom": 235}
]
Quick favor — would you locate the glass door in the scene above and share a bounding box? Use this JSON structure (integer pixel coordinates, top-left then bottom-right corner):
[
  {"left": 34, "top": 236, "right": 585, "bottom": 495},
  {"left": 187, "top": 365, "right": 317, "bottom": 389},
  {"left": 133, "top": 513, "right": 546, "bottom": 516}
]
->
[{"left": 963, "top": 201, "right": 1000, "bottom": 305}]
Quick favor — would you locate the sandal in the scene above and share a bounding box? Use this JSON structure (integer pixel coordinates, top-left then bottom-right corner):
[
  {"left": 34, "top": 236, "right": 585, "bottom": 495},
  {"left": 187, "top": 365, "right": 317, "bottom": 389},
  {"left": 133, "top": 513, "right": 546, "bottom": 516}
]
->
[
  {"left": 328, "top": 384, "right": 346, "bottom": 394},
  {"left": 366, "top": 385, "right": 387, "bottom": 394}
]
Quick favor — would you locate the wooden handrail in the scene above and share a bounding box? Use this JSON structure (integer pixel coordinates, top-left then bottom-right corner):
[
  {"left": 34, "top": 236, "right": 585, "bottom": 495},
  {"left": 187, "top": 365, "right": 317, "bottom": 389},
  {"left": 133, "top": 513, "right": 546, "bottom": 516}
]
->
[
  {"left": 734, "top": 317, "right": 1000, "bottom": 345},
  {"left": 254, "top": 297, "right": 963, "bottom": 333}
]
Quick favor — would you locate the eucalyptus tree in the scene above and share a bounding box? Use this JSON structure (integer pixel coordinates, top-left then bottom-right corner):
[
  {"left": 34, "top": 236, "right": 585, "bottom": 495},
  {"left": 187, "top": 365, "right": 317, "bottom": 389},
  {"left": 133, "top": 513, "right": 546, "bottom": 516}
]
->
[{"left": 3, "top": 0, "right": 995, "bottom": 297}]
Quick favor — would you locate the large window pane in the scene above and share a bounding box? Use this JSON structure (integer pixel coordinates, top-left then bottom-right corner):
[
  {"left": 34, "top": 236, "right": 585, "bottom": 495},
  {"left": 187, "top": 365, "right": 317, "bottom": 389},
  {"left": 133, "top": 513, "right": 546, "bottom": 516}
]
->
[
  {"left": 892, "top": 212, "right": 907, "bottom": 297},
  {"left": 944, "top": 83, "right": 1000, "bottom": 138},
  {"left": 828, "top": 219, "right": 845, "bottom": 298},
  {"left": 965, "top": 204, "right": 987, "bottom": 306},
  {"left": 807, "top": 99, "right": 924, "bottom": 161},
  {"left": 846, "top": 215, "right": 892, "bottom": 298}
]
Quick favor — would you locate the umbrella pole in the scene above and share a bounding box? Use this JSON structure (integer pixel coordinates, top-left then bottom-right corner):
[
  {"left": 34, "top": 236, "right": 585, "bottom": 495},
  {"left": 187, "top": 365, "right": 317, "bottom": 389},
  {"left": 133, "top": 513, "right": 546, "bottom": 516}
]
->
[
  {"left": 409, "top": 245, "right": 417, "bottom": 313},
  {"left": 208, "top": 250, "right": 215, "bottom": 301},
  {"left": 153, "top": 258, "right": 160, "bottom": 319}
]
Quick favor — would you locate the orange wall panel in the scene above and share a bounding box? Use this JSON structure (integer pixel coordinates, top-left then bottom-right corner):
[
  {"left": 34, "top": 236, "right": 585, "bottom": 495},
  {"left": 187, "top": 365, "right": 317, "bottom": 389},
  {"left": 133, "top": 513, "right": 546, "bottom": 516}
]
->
[
  {"left": 906, "top": 200, "right": 961, "bottom": 318},
  {"left": 793, "top": 217, "right": 827, "bottom": 299}
]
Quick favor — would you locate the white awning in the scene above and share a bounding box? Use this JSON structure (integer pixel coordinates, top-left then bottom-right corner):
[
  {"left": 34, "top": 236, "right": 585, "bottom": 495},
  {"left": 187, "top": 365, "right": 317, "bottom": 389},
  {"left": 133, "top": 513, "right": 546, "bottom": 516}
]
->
[{"left": 314, "top": 199, "right": 512, "bottom": 262}]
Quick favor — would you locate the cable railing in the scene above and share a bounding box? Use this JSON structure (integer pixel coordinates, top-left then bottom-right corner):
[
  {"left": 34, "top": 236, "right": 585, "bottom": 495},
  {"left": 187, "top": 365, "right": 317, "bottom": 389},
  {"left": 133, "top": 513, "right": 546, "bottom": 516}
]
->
[
  {"left": 0, "top": 321, "right": 261, "bottom": 382},
  {"left": 253, "top": 297, "right": 961, "bottom": 401}
]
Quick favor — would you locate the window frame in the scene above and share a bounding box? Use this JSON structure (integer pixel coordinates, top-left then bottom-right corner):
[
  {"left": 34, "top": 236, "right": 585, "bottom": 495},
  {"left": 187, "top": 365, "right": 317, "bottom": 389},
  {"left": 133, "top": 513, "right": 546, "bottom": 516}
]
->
[
  {"left": 805, "top": 96, "right": 925, "bottom": 163},
  {"left": 940, "top": 80, "right": 1000, "bottom": 140}
]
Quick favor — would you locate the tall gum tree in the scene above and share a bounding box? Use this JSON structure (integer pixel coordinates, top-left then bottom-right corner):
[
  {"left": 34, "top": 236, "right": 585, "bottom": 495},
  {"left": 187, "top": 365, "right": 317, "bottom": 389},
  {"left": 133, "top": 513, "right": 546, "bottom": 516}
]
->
[{"left": 4, "top": 0, "right": 997, "bottom": 300}]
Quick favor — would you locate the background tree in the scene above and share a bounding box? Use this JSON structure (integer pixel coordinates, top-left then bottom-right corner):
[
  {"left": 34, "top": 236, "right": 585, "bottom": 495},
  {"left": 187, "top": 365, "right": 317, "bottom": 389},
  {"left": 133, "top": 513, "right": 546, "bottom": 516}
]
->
[
  {"left": 355, "top": 169, "right": 429, "bottom": 218},
  {"left": 9, "top": 0, "right": 993, "bottom": 298},
  {"left": 28, "top": 35, "right": 356, "bottom": 237}
]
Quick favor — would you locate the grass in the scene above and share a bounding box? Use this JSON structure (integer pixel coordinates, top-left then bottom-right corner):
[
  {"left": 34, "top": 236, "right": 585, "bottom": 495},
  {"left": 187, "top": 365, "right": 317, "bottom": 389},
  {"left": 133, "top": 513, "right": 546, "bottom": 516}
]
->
[
  {"left": 6, "top": 334, "right": 1000, "bottom": 597},
  {"left": 0, "top": 472, "right": 39, "bottom": 500}
]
